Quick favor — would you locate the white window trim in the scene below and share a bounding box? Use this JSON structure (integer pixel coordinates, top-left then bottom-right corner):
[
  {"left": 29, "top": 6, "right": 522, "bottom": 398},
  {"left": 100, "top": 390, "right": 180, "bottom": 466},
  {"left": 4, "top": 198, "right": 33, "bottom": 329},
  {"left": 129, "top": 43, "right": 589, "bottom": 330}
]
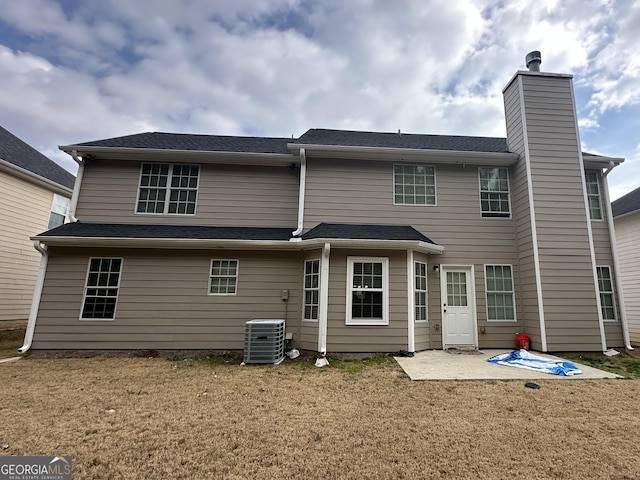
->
[
  {"left": 302, "top": 258, "right": 320, "bottom": 322},
  {"left": 48, "top": 193, "right": 70, "bottom": 229},
  {"left": 596, "top": 265, "right": 617, "bottom": 322},
  {"left": 415, "top": 261, "right": 428, "bottom": 323},
  {"left": 483, "top": 263, "right": 517, "bottom": 322},
  {"left": 392, "top": 164, "right": 437, "bottom": 207},
  {"left": 135, "top": 163, "right": 200, "bottom": 216},
  {"left": 345, "top": 256, "right": 389, "bottom": 326},
  {"left": 585, "top": 170, "right": 603, "bottom": 222},
  {"left": 80, "top": 257, "right": 123, "bottom": 321},
  {"left": 208, "top": 259, "right": 239, "bottom": 296},
  {"left": 478, "top": 167, "right": 512, "bottom": 219}
]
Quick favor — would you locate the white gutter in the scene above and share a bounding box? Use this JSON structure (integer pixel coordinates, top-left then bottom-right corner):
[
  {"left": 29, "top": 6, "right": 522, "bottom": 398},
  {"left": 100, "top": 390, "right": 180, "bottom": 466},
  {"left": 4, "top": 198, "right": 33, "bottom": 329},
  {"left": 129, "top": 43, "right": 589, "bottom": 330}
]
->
[
  {"left": 68, "top": 150, "right": 84, "bottom": 222},
  {"left": 318, "top": 243, "right": 330, "bottom": 354},
  {"left": 18, "top": 240, "right": 48, "bottom": 353},
  {"left": 407, "top": 250, "right": 415, "bottom": 352},
  {"left": 603, "top": 162, "right": 633, "bottom": 351},
  {"left": 517, "top": 76, "right": 548, "bottom": 352},
  {"left": 0, "top": 158, "right": 72, "bottom": 197},
  {"left": 292, "top": 148, "right": 306, "bottom": 237}
]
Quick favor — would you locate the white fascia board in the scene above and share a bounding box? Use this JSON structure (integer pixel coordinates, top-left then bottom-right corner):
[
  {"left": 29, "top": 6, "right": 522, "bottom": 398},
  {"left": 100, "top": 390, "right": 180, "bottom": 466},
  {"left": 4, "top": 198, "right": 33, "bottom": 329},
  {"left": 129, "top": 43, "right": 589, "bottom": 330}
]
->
[
  {"left": 0, "top": 159, "right": 73, "bottom": 196},
  {"left": 583, "top": 156, "right": 625, "bottom": 169},
  {"left": 58, "top": 145, "right": 295, "bottom": 167},
  {"left": 287, "top": 143, "right": 518, "bottom": 166},
  {"left": 298, "top": 238, "right": 445, "bottom": 255},
  {"left": 32, "top": 236, "right": 299, "bottom": 251}
]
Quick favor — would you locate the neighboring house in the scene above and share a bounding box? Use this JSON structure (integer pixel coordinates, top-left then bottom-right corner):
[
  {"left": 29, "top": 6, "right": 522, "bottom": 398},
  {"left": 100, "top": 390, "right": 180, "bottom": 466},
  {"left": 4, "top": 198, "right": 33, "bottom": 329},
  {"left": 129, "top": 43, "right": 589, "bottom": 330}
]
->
[
  {"left": 22, "top": 54, "right": 632, "bottom": 353},
  {"left": 612, "top": 187, "right": 640, "bottom": 346},
  {"left": 0, "top": 126, "right": 75, "bottom": 321}
]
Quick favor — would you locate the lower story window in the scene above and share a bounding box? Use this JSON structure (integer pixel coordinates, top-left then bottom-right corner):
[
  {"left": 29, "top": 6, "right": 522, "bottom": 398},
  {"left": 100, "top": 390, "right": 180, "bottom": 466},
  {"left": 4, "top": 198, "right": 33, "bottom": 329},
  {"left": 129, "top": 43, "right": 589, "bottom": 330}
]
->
[
  {"left": 485, "top": 265, "right": 515, "bottom": 321},
  {"left": 597, "top": 266, "right": 616, "bottom": 321},
  {"left": 346, "top": 257, "right": 389, "bottom": 325},
  {"left": 415, "top": 261, "right": 427, "bottom": 322},
  {"left": 81, "top": 258, "right": 123, "bottom": 320},
  {"left": 303, "top": 259, "right": 320, "bottom": 321},
  {"left": 209, "top": 260, "right": 238, "bottom": 295}
]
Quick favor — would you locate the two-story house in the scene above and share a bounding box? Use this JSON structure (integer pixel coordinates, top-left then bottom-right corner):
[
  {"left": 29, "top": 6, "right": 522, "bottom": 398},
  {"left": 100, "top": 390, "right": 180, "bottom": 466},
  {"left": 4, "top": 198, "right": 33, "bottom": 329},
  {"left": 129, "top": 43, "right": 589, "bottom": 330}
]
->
[
  {"left": 0, "top": 126, "right": 75, "bottom": 322},
  {"left": 20, "top": 53, "right": 632, "bottom": 354}
]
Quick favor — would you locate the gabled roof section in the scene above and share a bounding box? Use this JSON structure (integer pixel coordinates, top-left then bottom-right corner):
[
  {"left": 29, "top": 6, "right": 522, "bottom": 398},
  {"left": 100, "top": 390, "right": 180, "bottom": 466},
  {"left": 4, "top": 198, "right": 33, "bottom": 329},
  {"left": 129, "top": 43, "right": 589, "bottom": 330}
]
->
[
  {"left": 64, "top": 132, "right": 293, "bottom": 155},
  {"left": 296, "top": 129, "right": 510, "bottom": 153},
  {"left": 612, "top": 186, "right": 640, "bottom": 218},
  {"left": 302, "top": 223, "right": 437, "bottom": 243},
  {"left": 38, "top": 222, "right": 294, "bottom": 241},
  {"left": 0, "top": 125, "right": 75, "bottom": 190}
]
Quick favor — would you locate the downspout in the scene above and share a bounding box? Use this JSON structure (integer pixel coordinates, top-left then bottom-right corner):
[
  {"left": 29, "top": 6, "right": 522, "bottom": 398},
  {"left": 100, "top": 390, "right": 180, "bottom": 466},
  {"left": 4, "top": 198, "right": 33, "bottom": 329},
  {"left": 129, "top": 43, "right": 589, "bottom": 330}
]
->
[
  {"left": 69, "top": 150, "right": 84, "bottom": 222},
  {"left": 603, "top": 162, "right": 633, "bottom": 351},
  {"left": 318, "top": 242, "right": 330, "bottom": 355},
  {"left": 18, "top": 240, "right": 48, "bottom": 353},
  {"left": 292, "top": 148, "right": 306, "bottom": 237}
]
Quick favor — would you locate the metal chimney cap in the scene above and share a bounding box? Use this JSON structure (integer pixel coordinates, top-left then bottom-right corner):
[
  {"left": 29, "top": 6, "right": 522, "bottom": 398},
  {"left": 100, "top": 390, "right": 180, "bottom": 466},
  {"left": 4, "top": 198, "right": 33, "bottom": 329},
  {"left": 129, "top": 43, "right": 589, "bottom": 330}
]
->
[{"left": 526, "top": 51, "right": 542, "bottom": 71}]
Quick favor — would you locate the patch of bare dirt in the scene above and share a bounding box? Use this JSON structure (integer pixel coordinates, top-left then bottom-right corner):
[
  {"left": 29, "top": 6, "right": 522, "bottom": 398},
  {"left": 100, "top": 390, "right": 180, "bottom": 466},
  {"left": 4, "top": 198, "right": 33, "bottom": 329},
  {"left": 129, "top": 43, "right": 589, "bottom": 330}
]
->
[{"left": 0, "top": 357, "right": 638, "bottom": 479}]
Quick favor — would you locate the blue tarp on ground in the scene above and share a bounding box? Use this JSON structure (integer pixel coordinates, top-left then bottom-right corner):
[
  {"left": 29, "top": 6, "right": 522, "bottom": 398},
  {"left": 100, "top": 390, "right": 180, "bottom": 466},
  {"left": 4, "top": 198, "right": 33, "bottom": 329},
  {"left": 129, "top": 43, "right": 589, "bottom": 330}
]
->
[{"left": 488, "top": 349, "right": 582, "bottom": 376}]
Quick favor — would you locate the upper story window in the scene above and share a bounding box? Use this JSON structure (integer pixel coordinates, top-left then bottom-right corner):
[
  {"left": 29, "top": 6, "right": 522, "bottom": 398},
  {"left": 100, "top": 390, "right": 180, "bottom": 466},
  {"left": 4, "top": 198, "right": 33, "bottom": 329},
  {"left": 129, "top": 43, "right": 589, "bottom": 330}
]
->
[
  {"left": 479, "top": 167, "right": 510, "bottom": 218},
  {"left": 585, "top": 171, "right": 602, "bottom": 220},
  {"left": 136, "top": 163, "right": 200, "bottom": 215},
  {"left": 48, "top": 193, "right": 69, "bottom": 229},
  {"left": 394, "top": 165, "right": 436, "bottom": 205}
]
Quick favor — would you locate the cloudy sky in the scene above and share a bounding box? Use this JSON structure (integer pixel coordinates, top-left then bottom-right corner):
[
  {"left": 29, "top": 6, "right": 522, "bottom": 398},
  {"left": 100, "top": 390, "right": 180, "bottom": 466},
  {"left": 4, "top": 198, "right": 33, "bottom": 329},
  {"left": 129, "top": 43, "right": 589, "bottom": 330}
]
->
[{"left": 0, "top": 0, "right": 638, "bottom": 199}]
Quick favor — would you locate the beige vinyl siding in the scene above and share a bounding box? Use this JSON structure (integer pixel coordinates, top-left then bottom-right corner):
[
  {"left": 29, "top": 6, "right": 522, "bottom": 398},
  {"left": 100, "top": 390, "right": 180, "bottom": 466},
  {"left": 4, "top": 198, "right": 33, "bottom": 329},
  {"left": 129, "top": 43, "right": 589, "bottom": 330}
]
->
[
  {"left": 326, "top": 249, "right": 408, "bottom": 352},
  {"left": 76, "top": 160, "right": 299, "bottom": 227},
  {"left": 615, "top": 213, "right": 640, "bottom": 344},
  {"left": 32, "top": 248, "right": 302, "bottom": 350},
  {"left": 0, "top": 171, "right": 60, "bottom": 321},
  {"left": 520, "top": 74, "right": 602, "bottom": 351}
]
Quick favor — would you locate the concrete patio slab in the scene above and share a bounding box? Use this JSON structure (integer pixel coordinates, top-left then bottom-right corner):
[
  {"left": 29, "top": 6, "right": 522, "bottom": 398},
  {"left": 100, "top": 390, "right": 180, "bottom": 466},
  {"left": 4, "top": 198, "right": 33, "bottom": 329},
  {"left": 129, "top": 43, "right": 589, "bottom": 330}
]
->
[{"left": 395, "top": 349, "right": 621, "bottom": 380}]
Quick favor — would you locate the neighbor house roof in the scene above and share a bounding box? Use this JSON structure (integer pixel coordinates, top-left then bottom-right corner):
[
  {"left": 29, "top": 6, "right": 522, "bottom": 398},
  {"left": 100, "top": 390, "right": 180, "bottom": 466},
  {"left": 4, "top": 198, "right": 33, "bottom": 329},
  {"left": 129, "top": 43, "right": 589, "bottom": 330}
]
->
[
  {"left": 64, "top": 132, "right": 293, "bottom": 155},
  {"left": 302, "top": 223, "right": 437, "bottom": 244},
  {"left": 612, "top": 186, "right": 640, "bottom": 218},
  {"left": 0, "top": 125, "right": 75, "bottom": 190}
]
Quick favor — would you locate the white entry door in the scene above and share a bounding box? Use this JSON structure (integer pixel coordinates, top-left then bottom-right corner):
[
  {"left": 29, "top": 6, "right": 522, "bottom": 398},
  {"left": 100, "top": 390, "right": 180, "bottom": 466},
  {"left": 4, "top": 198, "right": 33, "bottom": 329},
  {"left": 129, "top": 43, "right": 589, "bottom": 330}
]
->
[{"left": 441, "top": 267, "right": 476, "bottom": 348}]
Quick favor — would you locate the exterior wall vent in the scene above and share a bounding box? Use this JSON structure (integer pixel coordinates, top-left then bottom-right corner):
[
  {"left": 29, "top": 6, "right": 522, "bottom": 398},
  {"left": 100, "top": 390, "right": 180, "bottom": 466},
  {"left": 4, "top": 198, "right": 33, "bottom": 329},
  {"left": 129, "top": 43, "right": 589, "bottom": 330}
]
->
[
  {"left": 526, "top": 51, "right": 542, "bottom": 71},
  {"left": 243, "top": 319, "right": 285, "bottom": 364}
]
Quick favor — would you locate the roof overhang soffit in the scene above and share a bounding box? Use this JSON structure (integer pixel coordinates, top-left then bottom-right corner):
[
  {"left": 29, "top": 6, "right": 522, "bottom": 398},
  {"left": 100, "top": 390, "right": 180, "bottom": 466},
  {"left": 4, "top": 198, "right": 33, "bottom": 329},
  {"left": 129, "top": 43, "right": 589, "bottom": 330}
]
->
[
  {"left": 287, "top": 143, "right": 519, "bottom": 166},
  {"left": 58, "top": 146, "right": 296, "bottom": 167},
  {"left": 583, "top": 156, "right": 624, "bottom": 169},
  {"left": 0, "top": 159, "right": 73, "bottom": 196},
  {"left": 34, "top": 236, "right": 445, "bottom": 254}
]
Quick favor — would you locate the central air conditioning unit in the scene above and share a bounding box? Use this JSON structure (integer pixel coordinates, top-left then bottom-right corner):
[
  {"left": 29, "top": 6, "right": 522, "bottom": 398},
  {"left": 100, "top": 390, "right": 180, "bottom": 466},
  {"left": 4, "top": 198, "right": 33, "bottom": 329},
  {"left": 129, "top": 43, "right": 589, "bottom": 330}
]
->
[{"left": 243, "top": 319, "right": 285, "bottom": 365}]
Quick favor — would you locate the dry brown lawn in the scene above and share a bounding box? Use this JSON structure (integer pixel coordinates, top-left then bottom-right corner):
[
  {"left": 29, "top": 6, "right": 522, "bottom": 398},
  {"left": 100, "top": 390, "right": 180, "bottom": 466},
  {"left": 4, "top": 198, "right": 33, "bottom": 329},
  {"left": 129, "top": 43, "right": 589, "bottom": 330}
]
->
[{"left": 1, "top": 354, "right": 639, "bottom": 479}]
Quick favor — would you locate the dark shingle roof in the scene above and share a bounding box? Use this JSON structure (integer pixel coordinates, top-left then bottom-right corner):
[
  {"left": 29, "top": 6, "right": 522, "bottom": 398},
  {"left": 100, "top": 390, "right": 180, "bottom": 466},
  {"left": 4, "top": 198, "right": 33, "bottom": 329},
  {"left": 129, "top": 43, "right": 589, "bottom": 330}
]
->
[
  {"left": 296, "top": 129, "right": 510, "bottom": 153},
  {"left": 39, "top": 222, "right": 294, "bottom": 241},
  {"left": 0, "top": 126, "right": 75, "bottom": 189},
  {"left": 68, "top": 132, "right": 293, "bottom": 155},
  {"left": 612, "top": 186, "right": 640, "bottom": 217},
  {"left": 302, "top": 223, "right": 437, "bottom": 244}
]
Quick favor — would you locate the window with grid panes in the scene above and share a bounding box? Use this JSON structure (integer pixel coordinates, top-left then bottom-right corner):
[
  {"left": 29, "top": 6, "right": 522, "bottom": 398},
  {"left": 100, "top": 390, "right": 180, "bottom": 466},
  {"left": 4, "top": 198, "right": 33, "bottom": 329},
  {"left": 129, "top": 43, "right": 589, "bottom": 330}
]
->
[
  {"left": 479, "top": 167, "right": 510, "bottom": 217},
  {"left": 81, "top": 258, "right": 123, "bottom": 320},
  {"left": 585, "top": 171, "right": 602, "bottom": 220},
  {"left": 303, "top": 259, "right": 320, "bottom": 321},
  {"left": 485, "top": 265, "right": 516, "bottom": 321},
  {"left": 415, "top": 262, "right": 427, "bottom": 322},
  {"left": 137, "top": 163, "right": 199, "bottom": 214},
  {"left": 346, "top": 258, "right": 388, "bottom": 325},
  {"left": 394, "top": 164, "right": 436, "bottom": 205},
  {"left": 597, "top": 266, "right": 616, "bottom": 321},
  {"left": 446, "top": 271, "right": 468, "bottom": 307},
  {"left": 209, "top": 260, "right": 238, "bottom": 295}
]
